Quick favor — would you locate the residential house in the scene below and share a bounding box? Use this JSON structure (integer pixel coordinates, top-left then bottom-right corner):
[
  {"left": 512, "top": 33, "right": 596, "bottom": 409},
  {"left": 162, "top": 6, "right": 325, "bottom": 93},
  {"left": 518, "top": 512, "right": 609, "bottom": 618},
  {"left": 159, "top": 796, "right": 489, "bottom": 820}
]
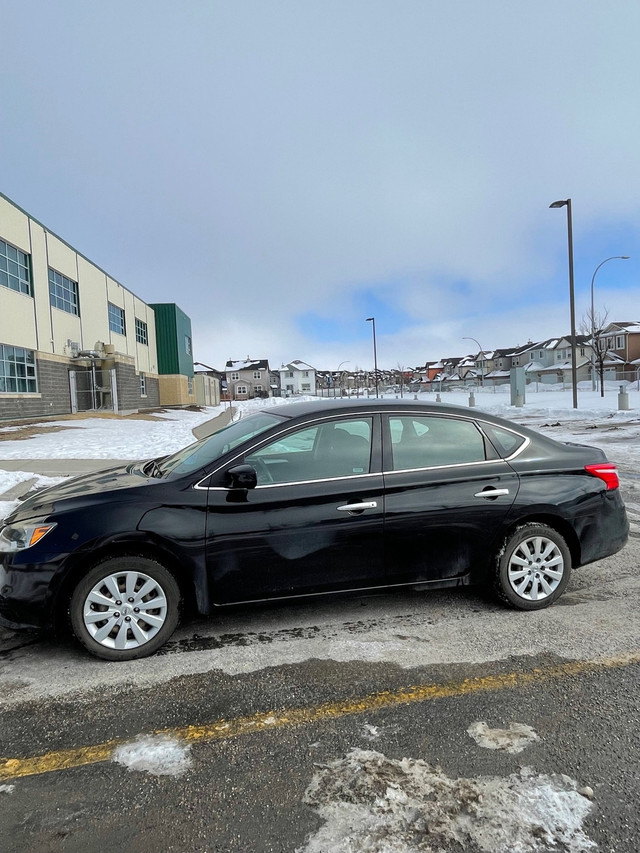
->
[
  {"left": 600, "top": 322, "right": 640, "bottom": 378},
  {"left": 279, "top": 360, "right": 317, "bottom": 396},
  {"left": 225, "top": 358, "right": 271, "bottom": 399}
]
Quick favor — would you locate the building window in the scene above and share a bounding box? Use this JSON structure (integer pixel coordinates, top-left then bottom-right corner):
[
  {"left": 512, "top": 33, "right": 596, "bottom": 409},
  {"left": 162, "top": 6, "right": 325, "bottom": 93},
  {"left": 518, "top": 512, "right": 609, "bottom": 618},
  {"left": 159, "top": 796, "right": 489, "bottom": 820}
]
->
[
  {"left": 140, "top": 372, "right": 147, "bottom": 396},
  {"left": 236, "top": 385, "right": 248, "bottom": 395},
  {"left": 185, "top": 335, "right": 192, "bottom": 355},
  {"left": 255, "top": 384, "right": 263, "bottom": 393},
  {"left": 301, "top": 383, "right": 311, "bottom": 391},
  {"left": 616, "top": 335, "right": 625, "bottom": 349},
  {"left": 49, "top": 268, "right": 79, "bottom": 316},
  {"left": 287, "top": 371, "right": 294, "bottom": 378},
  {"left": 108, "top": 302, "right": 126, "bottom": 335},
  {"left": 0, "top": 344, "right": 37, "bottom": 393},
  {"left": 231, "top": 372, "right": 239, "bottom": 381},
  {"left": 253, "top": 371, "right": 261, "bottom": 379},
  {"left": 0, "top": 240, "right": 31, "bottom": 296},
  {"left": 303, "top": 370, "right": 309, "bottom": 377},
  {"left": 135, "top": 318, "right": 148, "bottom": 345}
]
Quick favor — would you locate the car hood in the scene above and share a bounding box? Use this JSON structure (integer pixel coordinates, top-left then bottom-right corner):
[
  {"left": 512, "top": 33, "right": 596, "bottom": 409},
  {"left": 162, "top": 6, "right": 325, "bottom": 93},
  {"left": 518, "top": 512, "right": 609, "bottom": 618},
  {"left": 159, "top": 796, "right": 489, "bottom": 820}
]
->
[{"left": 4, "top": 462, "right": 154, "bottom": 523}]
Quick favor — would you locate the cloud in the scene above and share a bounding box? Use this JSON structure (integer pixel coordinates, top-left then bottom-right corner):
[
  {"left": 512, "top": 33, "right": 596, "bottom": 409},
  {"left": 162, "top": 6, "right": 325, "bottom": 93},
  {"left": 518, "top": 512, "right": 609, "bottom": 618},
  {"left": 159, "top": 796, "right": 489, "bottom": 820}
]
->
[{"left": 1, "top": 1, "right": 639, "bottom": 370}]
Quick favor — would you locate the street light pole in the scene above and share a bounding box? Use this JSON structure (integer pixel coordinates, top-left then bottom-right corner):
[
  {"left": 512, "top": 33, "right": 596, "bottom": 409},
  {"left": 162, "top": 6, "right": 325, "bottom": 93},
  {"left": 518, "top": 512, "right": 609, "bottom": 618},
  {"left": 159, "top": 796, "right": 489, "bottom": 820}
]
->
[
  {"left": 463, "top": 336, "right": 486, "bottom": 387},
  {"left": 550, "top": 198, "right": 578, "bottom": 409},
  {"left": 366, "top": 317, "right": 379, "bottom": 398},
  {"left": 589, "top": 256, "right": 630, "bottom": 391},
  {"left": 335, "top": 360, "right": 350, "bottom": 398}
]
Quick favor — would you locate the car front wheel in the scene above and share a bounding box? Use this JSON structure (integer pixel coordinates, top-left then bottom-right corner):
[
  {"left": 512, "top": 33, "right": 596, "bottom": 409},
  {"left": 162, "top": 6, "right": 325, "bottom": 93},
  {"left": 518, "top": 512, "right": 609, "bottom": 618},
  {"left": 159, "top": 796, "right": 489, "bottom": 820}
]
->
[
  {"left": 495, "top": 523, "right": 571, "bottom": 610},
  {"left": 69, "top": 556, "right": 181, "bottom": 661}
]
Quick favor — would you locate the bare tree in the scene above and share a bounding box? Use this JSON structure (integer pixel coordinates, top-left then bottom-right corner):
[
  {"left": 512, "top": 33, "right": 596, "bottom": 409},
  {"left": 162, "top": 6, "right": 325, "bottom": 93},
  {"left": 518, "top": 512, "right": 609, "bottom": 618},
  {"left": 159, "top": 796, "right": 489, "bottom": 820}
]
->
[{"left": 580, "top": 307, "right": 610, "bottom": 397}]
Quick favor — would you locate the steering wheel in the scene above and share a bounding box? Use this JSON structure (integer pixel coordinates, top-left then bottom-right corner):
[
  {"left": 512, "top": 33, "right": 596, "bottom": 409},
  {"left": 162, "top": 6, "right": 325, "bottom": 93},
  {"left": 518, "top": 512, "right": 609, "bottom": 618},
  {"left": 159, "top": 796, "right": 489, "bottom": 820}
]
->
[{"left": 249, "top": 456, "right": 274, "bottom": 485}]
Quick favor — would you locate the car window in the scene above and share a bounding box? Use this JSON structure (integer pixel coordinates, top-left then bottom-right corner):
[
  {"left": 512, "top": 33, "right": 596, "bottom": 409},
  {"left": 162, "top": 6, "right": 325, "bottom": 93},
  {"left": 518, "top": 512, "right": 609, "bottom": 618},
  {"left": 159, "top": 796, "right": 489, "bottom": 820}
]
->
[
  {"left": 482, "top": 423, "right": 526, "bottom": 457},
  {"left": 159, "top": 412, "right": 285, "bottom": 476},
  {"left": 246, "top": 418, "right": 373, "bottom": 484},
  {"left": 388, "top": 415, "right": 486, "bottom": 470}
]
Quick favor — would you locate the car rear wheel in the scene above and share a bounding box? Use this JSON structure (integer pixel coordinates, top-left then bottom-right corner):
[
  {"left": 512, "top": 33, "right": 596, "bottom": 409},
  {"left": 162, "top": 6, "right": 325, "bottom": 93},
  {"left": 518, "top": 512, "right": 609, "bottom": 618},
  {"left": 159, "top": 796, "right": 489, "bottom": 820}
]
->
[
  {"left": 69, "top": 556, "right": 181, "bottom": 661},
  {"left": 495, "top": 523, "right": 571, "bottom": 610}
]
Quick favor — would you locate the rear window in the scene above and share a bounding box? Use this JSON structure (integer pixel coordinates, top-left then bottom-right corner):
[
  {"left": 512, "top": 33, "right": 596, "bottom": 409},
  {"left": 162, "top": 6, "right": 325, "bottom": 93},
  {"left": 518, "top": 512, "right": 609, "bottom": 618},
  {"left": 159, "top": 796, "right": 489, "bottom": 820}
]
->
[{"left": 482, "top": 423, "right": 526, "bottom": 458}]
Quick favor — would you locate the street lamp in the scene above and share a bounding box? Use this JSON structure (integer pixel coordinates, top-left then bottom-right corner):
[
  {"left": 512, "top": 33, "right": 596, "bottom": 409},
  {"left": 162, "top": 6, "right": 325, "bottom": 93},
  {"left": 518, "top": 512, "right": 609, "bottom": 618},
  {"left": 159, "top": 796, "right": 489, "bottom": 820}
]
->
[
  {"left": 589, "top": 256, "right": 630, "bottom": 391},
  {"left": 549, "top": 198, "right": 578, "bottom": 409},
  {"left": 335, "top": 360, "right": 350, "bottom": 398},
  {"left": 366, "top": 317, "right": 379, "bottom": 398},
  {"left": 463, "top": 336, "right": 486, "bottom": 387}
]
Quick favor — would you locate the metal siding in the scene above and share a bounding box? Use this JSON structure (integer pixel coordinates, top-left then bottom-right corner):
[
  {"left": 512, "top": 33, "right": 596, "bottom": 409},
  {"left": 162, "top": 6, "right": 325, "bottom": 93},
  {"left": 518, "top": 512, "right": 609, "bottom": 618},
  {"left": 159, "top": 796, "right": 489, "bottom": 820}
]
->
[{"left": 149, "top": 303, "right": 179, "bottom": 374}]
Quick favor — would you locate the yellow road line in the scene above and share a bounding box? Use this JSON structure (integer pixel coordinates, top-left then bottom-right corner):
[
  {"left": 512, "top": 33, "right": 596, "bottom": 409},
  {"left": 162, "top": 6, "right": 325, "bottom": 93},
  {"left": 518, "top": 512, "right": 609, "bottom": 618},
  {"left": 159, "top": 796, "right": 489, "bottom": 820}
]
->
[{"left": 2, "top": 651, "right": 639, "bottom": 782}]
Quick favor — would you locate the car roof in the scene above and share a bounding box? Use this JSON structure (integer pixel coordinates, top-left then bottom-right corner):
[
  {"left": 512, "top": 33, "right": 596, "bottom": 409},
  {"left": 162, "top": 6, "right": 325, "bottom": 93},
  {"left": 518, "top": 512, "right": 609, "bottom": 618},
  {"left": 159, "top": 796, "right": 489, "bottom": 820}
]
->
[{"left": 262, "top": 397, "right": 517, "bottom": 427}]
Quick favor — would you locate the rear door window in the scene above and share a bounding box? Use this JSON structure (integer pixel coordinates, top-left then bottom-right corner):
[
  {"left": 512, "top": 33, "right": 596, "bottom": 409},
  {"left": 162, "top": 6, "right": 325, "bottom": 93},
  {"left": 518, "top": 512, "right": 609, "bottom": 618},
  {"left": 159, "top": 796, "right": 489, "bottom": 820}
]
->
[{"left": 388, "top": 415, "right": 486, "bottom": 471}]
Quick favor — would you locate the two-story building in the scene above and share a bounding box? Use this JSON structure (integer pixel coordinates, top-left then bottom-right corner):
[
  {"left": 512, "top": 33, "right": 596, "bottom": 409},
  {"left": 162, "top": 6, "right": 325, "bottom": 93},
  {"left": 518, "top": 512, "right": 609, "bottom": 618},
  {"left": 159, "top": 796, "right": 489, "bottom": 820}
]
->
[
  {"left": 0, "top": 192, "right": 162, "bottom": 419},
  {"left": 225, "top": 358, "right": 271, "bottom": 399},
  {"left": 279, "top": 360, "right": 316, "bottom": 396}
]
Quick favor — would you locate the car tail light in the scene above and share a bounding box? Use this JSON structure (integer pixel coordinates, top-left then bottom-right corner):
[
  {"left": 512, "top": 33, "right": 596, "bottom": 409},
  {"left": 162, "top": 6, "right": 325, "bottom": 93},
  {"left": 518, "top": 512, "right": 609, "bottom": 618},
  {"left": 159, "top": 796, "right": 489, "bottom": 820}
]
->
[{"left": 585, "top": 463, "right": 619, "bottom": 490}]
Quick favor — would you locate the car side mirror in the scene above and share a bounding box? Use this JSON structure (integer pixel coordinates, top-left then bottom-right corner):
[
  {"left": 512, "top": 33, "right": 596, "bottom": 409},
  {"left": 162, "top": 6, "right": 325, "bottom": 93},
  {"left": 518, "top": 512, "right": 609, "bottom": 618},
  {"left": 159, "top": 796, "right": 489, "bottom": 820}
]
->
[{"left": 226, "top": 464, "right": 258, "bottom": 490}]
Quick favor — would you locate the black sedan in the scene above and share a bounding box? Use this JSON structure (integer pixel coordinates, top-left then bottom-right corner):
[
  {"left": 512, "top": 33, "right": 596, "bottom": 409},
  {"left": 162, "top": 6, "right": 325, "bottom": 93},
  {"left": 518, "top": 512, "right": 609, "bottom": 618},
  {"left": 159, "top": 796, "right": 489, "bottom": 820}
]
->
[{"left": 0, "top": 399, "right": 629, "bottom": 661}]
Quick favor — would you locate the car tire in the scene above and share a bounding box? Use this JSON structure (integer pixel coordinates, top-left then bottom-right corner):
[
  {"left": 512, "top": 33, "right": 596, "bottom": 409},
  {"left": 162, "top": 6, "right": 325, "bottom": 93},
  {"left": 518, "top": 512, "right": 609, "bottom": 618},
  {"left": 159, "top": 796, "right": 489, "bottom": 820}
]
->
[
  {"left": 494, "top": 523, "right": 571, "bottom": 610},
  {"left": 69, "top": 556, "right": 181, "bottom": 661}
]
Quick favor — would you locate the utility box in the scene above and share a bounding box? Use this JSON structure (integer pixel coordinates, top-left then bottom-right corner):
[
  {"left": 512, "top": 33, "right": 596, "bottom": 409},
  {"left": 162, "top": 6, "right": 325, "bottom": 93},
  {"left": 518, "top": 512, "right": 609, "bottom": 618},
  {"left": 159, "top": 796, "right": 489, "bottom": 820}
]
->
[{"left": 510, "top": 368, "right": 526, "bottom": 407}]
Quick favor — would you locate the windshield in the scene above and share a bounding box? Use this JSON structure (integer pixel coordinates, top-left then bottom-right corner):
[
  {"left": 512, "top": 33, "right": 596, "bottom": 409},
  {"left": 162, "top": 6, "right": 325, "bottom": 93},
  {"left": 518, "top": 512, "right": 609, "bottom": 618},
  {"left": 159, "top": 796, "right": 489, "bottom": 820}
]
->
[{"left": 158, "top": 412, "right": 287, "bottom": 477}]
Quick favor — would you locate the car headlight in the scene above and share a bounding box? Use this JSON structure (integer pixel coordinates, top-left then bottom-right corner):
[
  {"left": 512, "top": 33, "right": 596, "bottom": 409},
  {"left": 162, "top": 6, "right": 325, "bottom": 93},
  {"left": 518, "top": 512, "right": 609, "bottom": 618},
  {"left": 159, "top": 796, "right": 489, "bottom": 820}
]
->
[{"left": 0, "top": 521, "right": 57, "bottom": 552}]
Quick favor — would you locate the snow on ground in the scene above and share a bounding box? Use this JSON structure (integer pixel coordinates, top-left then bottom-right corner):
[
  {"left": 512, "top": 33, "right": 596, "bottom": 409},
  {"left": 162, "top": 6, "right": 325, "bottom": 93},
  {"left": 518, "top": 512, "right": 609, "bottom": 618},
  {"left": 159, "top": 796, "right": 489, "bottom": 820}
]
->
[
  {"left": 0, "top": 406, "right": 219, "bottom": 460},
  {"left": 299, "top": 748, "right": 596, "bottom": 853},
  {"left": 112, "top": 735, "right": 192, "bottom": 776}
]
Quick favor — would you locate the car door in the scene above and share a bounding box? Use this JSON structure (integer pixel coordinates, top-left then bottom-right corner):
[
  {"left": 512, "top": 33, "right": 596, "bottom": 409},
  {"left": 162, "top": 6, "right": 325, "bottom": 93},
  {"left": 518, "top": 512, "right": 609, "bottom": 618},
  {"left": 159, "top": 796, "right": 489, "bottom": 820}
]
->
[
  {"left": 382, "top": 412, "right": 519, "bottom": 584},
  {"left": 202, "top": 414, "right": 385, "bottom": 603}
]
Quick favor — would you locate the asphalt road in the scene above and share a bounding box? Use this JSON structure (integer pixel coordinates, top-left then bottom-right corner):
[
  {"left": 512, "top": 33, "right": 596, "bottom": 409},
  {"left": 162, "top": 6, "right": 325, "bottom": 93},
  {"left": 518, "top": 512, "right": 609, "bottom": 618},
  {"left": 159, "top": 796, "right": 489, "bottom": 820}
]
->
[{"left": 1, "top": 523, "right": 639, "bottom": 852}]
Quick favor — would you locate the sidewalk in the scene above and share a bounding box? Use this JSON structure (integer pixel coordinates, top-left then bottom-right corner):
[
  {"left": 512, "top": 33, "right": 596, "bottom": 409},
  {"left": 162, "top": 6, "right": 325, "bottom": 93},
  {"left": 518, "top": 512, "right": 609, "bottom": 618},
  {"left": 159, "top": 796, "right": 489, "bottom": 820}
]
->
[{"left": 0, "top": 407, "right": 236, "bottom": 492}]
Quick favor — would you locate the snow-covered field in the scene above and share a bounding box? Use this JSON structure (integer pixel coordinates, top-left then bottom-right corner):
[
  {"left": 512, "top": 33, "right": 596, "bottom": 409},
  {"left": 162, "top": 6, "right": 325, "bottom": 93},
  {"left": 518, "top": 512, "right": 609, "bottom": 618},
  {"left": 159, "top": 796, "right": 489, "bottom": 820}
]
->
[{"left": 1, "top": 387, "right": 639, "bottom": 523}]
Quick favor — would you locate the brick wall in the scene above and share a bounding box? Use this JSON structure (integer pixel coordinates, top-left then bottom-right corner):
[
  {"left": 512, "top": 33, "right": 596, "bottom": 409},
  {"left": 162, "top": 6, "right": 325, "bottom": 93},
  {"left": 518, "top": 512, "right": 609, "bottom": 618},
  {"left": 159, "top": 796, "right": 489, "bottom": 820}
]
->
[
  {"left": 114, "top": 362, "right": 160, "bottom": 411},
  {"left": 0, "top": 356, "right": 71, "bottom": 420},
  {"left": 0, "top": 355, "right": 160, "bottom": 421}
]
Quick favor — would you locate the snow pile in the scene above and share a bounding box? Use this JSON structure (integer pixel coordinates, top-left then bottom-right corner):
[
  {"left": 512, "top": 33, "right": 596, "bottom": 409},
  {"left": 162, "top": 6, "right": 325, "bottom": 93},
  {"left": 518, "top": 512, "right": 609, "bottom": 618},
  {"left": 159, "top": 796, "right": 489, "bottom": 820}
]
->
[
  {"left": 112, "top": 735, "right": 191, "bottom": 776},
  {"left": 299, "top": 749, "right": 595, "bottom": 853},
  {"left": 467, "top": 721, "right": 539, "bottom": 754}
]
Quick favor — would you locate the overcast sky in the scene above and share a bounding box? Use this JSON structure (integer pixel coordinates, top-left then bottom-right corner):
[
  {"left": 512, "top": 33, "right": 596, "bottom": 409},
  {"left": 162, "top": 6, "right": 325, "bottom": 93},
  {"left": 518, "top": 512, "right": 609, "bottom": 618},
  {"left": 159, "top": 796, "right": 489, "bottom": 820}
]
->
[{"left": 1, "top": 1, "right": 638, "bottom": 371}]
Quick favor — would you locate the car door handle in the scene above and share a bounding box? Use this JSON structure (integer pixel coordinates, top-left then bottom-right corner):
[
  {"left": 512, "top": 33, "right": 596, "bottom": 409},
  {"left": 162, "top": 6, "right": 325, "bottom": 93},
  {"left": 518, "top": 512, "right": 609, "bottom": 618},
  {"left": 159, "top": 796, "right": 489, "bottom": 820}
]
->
[
  {"left": 337, "top": 501, "right": 378, "bottom": 512},
  {"left": 474, "top": 488, "right": 510, "bottom": 498}
]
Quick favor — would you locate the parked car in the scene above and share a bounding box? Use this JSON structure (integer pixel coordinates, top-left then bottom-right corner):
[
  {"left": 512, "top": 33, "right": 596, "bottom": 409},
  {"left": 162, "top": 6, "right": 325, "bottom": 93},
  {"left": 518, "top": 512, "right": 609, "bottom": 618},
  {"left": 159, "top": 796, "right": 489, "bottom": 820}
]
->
[{"left": 0, "top": 400, "right": 628, "bottom": 661}]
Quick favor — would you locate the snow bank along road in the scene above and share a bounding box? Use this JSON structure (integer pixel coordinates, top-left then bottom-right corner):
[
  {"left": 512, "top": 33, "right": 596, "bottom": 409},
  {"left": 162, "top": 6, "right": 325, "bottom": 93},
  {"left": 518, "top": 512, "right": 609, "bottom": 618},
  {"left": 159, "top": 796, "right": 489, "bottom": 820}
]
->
[{"left": 1, "top": 394, "right": 639, "bottom": 851}]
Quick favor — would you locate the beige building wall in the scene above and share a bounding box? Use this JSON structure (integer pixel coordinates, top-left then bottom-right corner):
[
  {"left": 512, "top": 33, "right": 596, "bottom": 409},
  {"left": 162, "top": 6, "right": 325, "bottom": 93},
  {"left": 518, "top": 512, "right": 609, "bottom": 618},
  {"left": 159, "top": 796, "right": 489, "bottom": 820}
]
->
[
  {"left": 0, "top": 195, "right": 158, "bottom": 374},
  {"left": 157, "top": 374, "right": 196, "bottom": 406}
]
